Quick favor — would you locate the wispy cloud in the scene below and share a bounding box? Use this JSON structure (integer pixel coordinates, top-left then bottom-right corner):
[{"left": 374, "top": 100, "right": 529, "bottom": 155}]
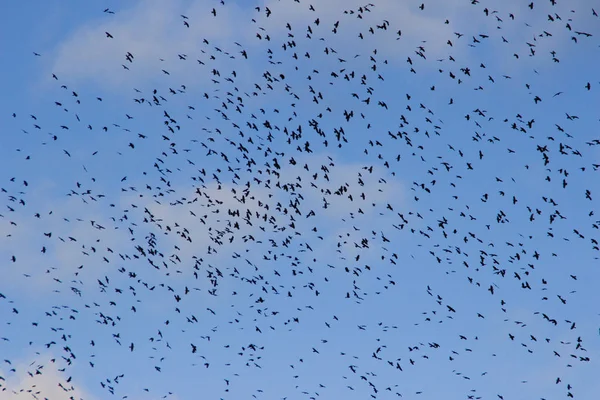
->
[
  {"left": 0, "top": 352, "right": 97, "bottom": 400},
  {"left": 44, "top": 0, "right": 595, "bottom": 94},
  {"left": 46, "top": 0, "right": 466, "bottom": 90},
  {"left": 48, "top": 0, "right": 247, "bottom": 89}
]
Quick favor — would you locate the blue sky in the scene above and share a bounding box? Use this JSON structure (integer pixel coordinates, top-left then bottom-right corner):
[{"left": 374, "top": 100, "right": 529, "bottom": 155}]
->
[{"left": 1, "top": 0, "right": 599, "bottom": 399}]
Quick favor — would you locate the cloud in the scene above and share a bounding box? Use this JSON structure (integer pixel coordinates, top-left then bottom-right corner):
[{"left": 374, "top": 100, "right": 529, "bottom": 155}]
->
[
  {"left": 123, "top": 151, "right": 408, "bottom": 284},
  {"left": 0, "top": 188, "right": 132, "bottom": 302},
  {"left": 44, "top": 0, "right": 594, "bottom": 94},
  {"left": 0, "top": 352, "right": 97, "bottom": 400},
  {"left": 46, "top": 0, "right": 466, "bottom": 90},
  {"left": 258, "top": 0, "right": 463, "bottom": 58},
  {"left": 48, "top": 0, "right": 249, "bottom": 89}
]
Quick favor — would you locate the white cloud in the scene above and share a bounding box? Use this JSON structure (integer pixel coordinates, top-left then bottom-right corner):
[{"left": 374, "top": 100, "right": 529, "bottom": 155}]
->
[
  {"left": 0, "top": 353, "right": 97, "bottom": 400},
  {"left": 46, "top": 0, "right": 467, "bottom": 90},
  {"left": 48, "top": 0, "right": 248, "bottom": 89},
  {"left": 44, "top": 0, "right": 593, "bottom": 93},
  {"left": 0, "top": 190, "right": 131, "bottom": 300}
]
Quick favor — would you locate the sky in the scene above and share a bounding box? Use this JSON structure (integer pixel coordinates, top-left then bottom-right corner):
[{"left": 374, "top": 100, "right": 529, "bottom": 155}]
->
[{"left": 1, "top": 0, "right": 599, "bottom": 399}]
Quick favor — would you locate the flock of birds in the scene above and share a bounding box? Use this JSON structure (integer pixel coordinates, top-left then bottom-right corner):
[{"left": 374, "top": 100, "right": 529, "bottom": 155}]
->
[{"left": 1, "top": 0, "right": 599, "bottom": 399}]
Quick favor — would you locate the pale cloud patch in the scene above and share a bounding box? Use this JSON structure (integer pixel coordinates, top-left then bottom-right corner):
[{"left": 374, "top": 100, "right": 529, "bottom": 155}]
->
[
  {"left": 46, "top": 0, "right": 465, "bottom": 91},
  {"left": 117, "top": 152, "right": 408, "bottom": 282},
  {"left": 129, "top": 181, "right": 274, "bottom": 254},
  {"left": 48, "top": 0, "right": 245, "bottom": 89},
  {"left": 0, "top": 352, "right": 97, "bottom": 400},
  {"left": 278, "top": 152, "right": 408, "bottom": 220},
  {"left": 44, "top": 0, "right": 592, "bottom": 93},
  {"left": 0, "top": 191, "right": 130, "bottom": 300},
  {"left": 256, "top": 0, "right": 471, "bottom": 63}
]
